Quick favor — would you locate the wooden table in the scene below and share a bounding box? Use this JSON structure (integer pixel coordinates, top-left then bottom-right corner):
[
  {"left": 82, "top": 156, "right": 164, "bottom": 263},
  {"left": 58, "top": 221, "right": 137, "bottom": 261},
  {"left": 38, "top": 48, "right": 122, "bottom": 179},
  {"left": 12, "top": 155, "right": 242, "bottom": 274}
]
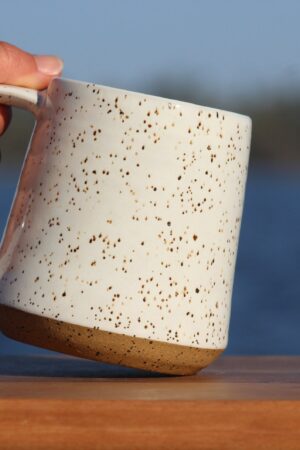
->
[{"left": 0, "top": 355, "right": 299, "bottom": 450}]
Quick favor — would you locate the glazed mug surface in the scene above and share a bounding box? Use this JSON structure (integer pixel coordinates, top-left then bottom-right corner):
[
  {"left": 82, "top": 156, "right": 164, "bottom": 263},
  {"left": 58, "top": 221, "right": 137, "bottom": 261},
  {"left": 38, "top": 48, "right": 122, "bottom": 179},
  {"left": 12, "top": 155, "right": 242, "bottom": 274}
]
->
[{"left": 0, "top": 78, "right": 251, "bottom": 375}]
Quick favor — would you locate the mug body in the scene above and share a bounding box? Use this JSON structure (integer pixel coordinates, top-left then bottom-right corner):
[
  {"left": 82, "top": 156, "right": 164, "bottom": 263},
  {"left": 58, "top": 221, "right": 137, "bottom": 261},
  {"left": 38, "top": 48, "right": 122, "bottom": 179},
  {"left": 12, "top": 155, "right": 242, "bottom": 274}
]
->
[{"left": 0, "top": 78, "right": 251, "bottom": 374}]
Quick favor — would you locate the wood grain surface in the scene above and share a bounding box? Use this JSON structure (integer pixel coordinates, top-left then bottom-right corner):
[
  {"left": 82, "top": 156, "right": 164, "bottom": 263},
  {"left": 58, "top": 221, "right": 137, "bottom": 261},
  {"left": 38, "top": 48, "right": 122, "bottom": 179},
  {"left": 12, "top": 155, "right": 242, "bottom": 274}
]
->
[{"left": 0, "top": 355, "right": 299, "bottom": 450}]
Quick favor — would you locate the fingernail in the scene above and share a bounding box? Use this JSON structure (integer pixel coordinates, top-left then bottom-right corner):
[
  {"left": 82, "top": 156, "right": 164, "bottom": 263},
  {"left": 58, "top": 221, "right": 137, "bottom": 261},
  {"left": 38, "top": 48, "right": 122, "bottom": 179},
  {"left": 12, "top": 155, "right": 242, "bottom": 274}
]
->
[{"left": 35, "top": 55, "right": 64, "bottom": 76}]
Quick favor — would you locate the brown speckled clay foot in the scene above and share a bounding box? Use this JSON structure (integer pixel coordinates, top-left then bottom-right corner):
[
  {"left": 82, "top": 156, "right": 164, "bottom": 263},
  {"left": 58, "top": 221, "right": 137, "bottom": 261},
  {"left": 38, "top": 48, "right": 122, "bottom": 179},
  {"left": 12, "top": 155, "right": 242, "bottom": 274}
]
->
[{"left": 0, "top": 305, "right": 223, "bottom": 375}]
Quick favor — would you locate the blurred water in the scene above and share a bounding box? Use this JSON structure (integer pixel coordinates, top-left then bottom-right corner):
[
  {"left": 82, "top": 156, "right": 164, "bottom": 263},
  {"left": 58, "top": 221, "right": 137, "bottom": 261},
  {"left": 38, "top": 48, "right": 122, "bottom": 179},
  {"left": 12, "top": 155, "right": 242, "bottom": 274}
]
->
[
  {"left": 228, "top": 167, "right": 300, "bottom": 355},
  {"left": 0, "top": 167, "right": 299, "bottom": 355}
]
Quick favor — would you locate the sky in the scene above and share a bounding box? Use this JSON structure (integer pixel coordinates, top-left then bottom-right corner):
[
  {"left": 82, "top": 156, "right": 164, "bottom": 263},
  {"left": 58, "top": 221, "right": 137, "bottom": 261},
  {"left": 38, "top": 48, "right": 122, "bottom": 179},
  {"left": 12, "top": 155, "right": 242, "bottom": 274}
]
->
[{"left": 1, "top": 0, "right": 300, "bottom": 103}]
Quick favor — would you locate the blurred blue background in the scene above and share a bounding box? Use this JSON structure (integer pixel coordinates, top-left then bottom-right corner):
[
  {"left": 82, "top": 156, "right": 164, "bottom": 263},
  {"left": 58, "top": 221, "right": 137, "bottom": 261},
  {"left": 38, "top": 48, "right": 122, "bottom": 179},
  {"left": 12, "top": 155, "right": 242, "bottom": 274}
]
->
[{"left": 0, "top": 0, "right": 299, "bottom": 356}]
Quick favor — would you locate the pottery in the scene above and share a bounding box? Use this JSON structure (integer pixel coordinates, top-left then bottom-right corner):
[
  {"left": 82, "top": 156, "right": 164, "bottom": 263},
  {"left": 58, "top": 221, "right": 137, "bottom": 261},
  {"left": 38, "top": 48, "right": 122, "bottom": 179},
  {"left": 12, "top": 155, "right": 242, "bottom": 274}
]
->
[{"left": 0, "top": 79, "right": 251, "bottom": 375}]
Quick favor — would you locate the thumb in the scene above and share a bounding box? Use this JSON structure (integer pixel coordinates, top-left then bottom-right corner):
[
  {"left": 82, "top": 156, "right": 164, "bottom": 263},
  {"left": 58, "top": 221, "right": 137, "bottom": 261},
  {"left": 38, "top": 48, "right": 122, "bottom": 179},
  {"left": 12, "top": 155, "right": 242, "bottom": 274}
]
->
[{"left": 0, "top": 41, "right": 63, "bottom": 90}]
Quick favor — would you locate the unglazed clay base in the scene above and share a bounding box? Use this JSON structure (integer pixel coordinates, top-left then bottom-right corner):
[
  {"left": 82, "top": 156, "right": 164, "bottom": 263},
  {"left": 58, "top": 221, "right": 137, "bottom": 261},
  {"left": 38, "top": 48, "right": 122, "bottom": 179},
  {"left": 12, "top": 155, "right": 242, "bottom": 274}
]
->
[{"left": 0, "top": 305, "right": 223, "bottom": 375}]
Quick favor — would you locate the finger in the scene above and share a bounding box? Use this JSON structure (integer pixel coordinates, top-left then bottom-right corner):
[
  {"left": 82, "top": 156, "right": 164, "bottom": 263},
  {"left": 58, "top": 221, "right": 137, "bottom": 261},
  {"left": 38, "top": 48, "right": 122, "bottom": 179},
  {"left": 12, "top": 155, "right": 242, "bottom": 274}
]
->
[
  {"left": 0, "top": 105, "right": 12, "bottom": 135},
  {"left": 0, "top": 41, "right": 63, "bottom": 90}
]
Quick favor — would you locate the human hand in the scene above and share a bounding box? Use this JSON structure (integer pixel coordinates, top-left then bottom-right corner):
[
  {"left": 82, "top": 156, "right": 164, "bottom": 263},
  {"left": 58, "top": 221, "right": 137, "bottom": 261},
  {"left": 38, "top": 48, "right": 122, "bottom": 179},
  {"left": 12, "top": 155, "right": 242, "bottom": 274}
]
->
[{"left": 0, "top": 42, "right": 63, "bottom": 135}]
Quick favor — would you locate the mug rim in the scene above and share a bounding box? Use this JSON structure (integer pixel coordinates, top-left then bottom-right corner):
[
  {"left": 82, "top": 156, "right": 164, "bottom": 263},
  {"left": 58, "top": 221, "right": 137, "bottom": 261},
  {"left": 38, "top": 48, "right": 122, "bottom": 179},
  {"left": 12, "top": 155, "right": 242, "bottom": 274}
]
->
[{"left": 50, "top": 77, "right": 252, "bottom": 125}]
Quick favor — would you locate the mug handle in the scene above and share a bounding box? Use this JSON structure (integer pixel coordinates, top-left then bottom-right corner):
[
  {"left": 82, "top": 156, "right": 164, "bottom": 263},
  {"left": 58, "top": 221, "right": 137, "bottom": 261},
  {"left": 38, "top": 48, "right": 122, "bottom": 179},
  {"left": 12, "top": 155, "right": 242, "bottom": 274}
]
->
[
  {"left": 0, "top": 84, "right": 44, "bottom": 254},
  {"left": 0, "top": 84, "right": 42, "bottom": 116}
]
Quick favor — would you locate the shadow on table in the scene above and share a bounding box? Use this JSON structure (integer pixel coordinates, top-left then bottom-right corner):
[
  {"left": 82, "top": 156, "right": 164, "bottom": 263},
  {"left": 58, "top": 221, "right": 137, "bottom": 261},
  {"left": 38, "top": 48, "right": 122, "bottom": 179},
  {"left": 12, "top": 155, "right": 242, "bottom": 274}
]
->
[{"left": 0, "top": 355, "right": 170, "bottom": 378}]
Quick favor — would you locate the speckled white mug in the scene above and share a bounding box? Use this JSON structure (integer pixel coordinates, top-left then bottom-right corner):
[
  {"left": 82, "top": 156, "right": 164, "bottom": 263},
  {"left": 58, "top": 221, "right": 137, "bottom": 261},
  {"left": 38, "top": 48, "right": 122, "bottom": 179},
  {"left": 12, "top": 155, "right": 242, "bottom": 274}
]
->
[{"left": 0, "top": 79, "right": 251, "bottom": 374}]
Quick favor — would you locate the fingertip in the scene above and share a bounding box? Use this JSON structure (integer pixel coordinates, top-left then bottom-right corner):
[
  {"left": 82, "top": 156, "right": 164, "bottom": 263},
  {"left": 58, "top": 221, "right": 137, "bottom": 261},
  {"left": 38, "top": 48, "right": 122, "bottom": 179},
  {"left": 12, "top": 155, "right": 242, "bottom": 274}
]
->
[{"left": 0, "top": 42, "right": 64, "bottom": 91}]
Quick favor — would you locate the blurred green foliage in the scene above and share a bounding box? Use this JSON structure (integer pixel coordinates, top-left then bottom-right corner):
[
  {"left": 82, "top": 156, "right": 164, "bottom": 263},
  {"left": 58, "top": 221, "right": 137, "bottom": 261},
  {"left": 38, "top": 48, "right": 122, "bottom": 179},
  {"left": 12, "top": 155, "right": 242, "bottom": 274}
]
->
[{"left": 247, "top": 97, "right": 300, "bottom": 167}]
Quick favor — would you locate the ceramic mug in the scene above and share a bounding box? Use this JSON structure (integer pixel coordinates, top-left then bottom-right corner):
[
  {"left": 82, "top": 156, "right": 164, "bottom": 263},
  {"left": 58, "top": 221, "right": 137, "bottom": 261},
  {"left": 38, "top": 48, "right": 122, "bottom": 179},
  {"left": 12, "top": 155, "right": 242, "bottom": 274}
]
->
[{"left": 0, "top": 79, "right": 251, "bottom": 375}]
